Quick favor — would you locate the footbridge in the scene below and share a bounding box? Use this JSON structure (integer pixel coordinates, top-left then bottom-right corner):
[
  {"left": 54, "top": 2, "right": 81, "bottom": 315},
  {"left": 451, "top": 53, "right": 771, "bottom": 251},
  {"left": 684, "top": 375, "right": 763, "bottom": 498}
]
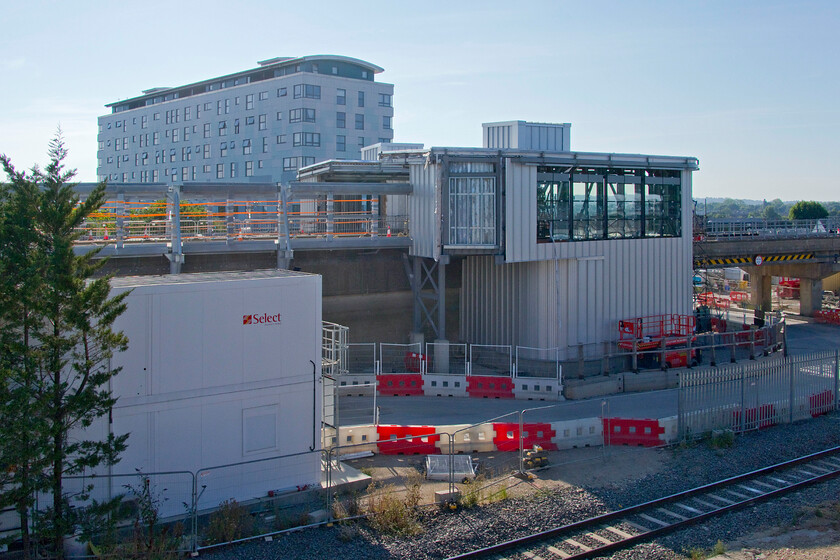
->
[{"left": 694, "top": 218, "right": 840, "bottom": 315}]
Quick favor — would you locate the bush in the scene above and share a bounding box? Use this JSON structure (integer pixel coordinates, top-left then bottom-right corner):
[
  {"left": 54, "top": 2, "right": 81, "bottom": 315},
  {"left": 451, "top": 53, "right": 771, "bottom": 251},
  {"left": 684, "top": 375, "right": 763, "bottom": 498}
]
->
[
  {"left": 708, "top": 429, "right": 735, "bottom": 449},
  {"left": 365, "top": 483, "right": 422, "bottom": 536},
  {"left": 205, "top": 499, "right": 253, "bottom": 545}
]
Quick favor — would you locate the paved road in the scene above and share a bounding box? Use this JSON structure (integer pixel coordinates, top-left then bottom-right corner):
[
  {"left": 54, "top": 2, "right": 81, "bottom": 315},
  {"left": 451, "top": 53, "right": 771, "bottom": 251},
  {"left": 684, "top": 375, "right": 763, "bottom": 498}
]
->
[{"left": 338, "top": 319, "right": 840, "bottom": 427}]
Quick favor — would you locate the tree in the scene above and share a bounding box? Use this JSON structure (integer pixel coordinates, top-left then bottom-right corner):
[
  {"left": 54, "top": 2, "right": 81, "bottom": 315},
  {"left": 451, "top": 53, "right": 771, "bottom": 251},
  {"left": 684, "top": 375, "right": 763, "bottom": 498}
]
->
[
  {"left": 0, "top": 134, "right": 130, "bottom": 558},
  {"left": 789, "top": 200, "right": 828, "bottom": 220}
]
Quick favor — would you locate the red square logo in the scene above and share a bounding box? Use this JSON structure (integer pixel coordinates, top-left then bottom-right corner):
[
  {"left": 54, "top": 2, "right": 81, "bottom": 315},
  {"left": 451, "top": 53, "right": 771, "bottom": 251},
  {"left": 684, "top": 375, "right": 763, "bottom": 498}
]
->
[{"left": 243, "top": 314, "right": 252, "bottom": 325}]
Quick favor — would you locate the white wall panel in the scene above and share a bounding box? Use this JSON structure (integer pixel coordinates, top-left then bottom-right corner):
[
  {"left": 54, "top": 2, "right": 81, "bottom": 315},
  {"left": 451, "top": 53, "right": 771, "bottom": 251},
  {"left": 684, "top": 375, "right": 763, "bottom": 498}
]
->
[{"left": 409, "top": 162, "right": 440, "bottom": 259}]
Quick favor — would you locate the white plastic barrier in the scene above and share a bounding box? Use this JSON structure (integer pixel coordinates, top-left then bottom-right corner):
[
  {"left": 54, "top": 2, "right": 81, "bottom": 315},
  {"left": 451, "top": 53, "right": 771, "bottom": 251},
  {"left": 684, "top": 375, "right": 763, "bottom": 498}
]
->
[
  {"left": 658, "top": 415, "right": 679, "bottom": 444},
  {"left": 337, "top": 375, "right": 377, "bottom": 394},
  {"left": 335, "top": 424, "right": 379, "bottom": 454},
  {"left": 513, "top": 378, "right": 564, "bottom": 401},
  {"left": 550, "top": 417, "right": 603, "bottom": 449},
  {"left": 434, "top": 423, "right": 497, "bottom": 454},
  {"left": 423, "top": 374, "right": 468, "bottom": 397}
]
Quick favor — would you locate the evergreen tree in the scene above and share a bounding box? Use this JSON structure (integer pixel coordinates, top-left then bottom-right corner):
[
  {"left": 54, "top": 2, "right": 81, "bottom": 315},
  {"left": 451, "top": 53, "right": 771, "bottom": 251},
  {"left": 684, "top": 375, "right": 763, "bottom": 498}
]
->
[{"left": 0, "top": 133, "right": 130, "bottom": 558}]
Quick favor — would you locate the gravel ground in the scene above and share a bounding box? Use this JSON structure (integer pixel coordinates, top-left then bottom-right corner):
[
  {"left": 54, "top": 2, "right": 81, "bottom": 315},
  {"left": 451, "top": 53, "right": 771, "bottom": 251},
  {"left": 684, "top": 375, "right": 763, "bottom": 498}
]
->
[{"left": 203, "top": 413, "right": 840, "bottom": 560}]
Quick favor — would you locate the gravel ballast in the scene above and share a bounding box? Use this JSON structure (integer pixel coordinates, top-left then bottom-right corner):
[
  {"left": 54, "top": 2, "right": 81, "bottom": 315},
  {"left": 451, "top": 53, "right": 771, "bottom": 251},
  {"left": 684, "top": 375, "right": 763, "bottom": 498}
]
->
[{"left": 204, "top": 413, "right": 840, "bottom": 560}]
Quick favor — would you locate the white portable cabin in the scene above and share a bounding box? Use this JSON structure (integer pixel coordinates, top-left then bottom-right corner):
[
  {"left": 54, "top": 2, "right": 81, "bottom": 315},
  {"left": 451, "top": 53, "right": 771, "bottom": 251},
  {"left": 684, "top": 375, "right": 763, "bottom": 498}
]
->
[{"left": 94, "top": 270, "right": 322, "bottom": 512}]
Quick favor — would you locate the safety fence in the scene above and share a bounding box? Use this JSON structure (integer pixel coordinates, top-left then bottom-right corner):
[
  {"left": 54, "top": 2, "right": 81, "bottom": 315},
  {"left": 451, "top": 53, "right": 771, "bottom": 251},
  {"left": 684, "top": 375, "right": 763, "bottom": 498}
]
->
[
  {"left": 72, "top": 195, "right": 410, "bottom": 247},
  {"left": 699, "top": 217, "right": 840, "bottom": 240},
  {"left": 344, "top": 342, "right": 563, "bottom": 400},
  {"left": 678, "top": 350, "right": 839, "bottom": 439}
]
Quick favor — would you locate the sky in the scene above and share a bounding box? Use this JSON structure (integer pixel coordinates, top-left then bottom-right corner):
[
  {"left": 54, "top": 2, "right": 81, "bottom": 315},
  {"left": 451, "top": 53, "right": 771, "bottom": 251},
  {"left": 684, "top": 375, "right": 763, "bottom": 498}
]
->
[{"left": 0, "top": 0, "right": 837, "bottom": 201}]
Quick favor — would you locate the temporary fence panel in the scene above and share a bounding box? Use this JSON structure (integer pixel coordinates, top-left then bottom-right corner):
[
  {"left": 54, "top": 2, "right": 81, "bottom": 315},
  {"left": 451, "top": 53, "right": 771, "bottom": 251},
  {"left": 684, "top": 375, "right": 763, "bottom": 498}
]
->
[
  {"left": 336, "top": 382, "right": 377, "bottom": 426},
  {"left": 470, "top": 344, "right": 513, "bottom": 377},
  {"left": 791, "top": 351, "right": 839, "bottom": 421},
  {"left": 380, "top": 343, "right": 423, "bottom": 374},
  {"left": 515, "top": 346, "right": 561, "bottom": 379},
  {"left": 424, "top": 374, "right": 468, "bottom": 397},
  {"left": 426, "top": 342, "right": 468, "bottom": 375},
  {"left": 347, "top": 343, "right": 377, "bottom": 375}
]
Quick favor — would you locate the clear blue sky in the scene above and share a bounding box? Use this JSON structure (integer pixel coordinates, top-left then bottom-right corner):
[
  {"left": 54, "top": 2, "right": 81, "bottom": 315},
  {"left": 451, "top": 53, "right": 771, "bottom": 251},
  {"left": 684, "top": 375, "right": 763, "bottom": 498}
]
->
[{"left": 0, "top": 0, "right": 837, "bottom": 201}]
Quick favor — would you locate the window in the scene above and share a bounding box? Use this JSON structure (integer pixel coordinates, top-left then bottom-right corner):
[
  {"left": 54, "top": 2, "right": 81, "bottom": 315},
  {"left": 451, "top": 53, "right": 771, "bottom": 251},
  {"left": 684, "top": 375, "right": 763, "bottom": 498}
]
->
[
  {"left": 242, "top": 139, "right": 252, "bottom": 155},
  {"left": 258, "top": 114, "right": 266, "bottom": 130},
  {"left": 182, "top": 167, "right": 189, "bottom": 181},
  {"left": 262, "top": 137, "right": 269, "bottom": 153},
  {"left": 332, "top": 66, "right": 338, "bottom": 75},
  {"left": 169, "top": 149, "right": 176, "bottom": 162},
  {"left": 98, "top": 140, "right": 104, "bottom": 150},
  {"left": 153, "top": 112, "right": 160, "bottom": 121},
  {"left": 220, "top": 142, "right": 228, "bottom": 157},
  {"left": 245, "top": 161, "right": 254, "bottom": 176},
  {"left": 378, "top": 93, "right": 392, "bottom": 107},
  {"left": 184, "top": 126, "right": 191, "bottom": 141},
  {"left": 196, "top": 104, "right": 202, "bottom": 119},
  {"left": 230, "top": 162, "right": 237, "bottom": 178},
  {"left": 225, "top": 99, "right": 231, "bottom": 114},
  {"left": 258, "top": 160, "right": 264, "bottom": 169},
  {"left": 246, "top": 115, "right": 255, "bottom": 125},
  {"left": 204, "top": 102, "right": 212, "bottom": 111},
  {"left": 141, "top": 115, "right": 148, "bottom": 129},
  {"left": 449, "top": 173, "right": 497, "bottom": 246},
  {"left": 358, "top": 91, "right": 365, "bottom": 107},
  {"left": 172, "top": 128, "right": 179, "bottom": 143},
  {"left": 216, "top": 163, "right": 224, "bottom": 179},
  {"left": 277, "top": 87, "right": 287, "bottom": 97},
  {"left": 181, "top": 147, "right": 190, "bottom": 161},
  {"left": 204, "top": 123, "right": 211, "bottom": 138},
  {"left": 382, "top": 116, "right": 391, "bottom": 130},
  {"left": 203, "top": 164, "right": 211, "bottom": 173},
  {"left": 293, "top": 84, "right": 321, "bottom": 99},
  {"left": 259, "top": 91, "right": 268, "bottom": 100},
  {"left": 217, "top": 100, "right": 223, "bottom": 115},
  {"left": 336, "top": 88, "right": 346, "bottom": 105},
  {"left": 276, "top": 111, "right": 283, "bottom": 121},
  {"left": 204, "top": 144, "right": 210, "bottom": 159},
  {"left": 358, "top": 137, "right": 366, "bottom": 148},
  {"left": 302, "top": 156, "right": 315, "bottom": 167},
  {"left": 218, "top": 121, "right": 227, "bottom": 136},
  {"left": 336, "top": 112, "right": 345, "bottom": 129},
  {"left": 246, "top": 94, "right": 254, "bottom": 110},
  {"left": 289, "top": 108, "right": 316, "bottom": 123},
  {"left": 234, "top": 119, "right": 240, "bottom": 134},
  {"left": 184, "top": 106, "right": 191, "bottom": 120},
  {"left": 283, "top": 157, "right": 298, "bottom": 171},
  {"left": 355, "top": 114, "right": 364, "bottom": 130},
  {"left": 337, "top": 135, "right": 346, "bottom": 152},
  {"left": 293, "top": 132, "right": 320, "bottom": 147},
  {"left": 153, "top": 132, "right": 160, "bottom": 145},
  {"left": 276, "top": 134, "right": 287, "bottom": 144},
  {"left": 535, "top": 166, "right": 681, "bottom": 242}
]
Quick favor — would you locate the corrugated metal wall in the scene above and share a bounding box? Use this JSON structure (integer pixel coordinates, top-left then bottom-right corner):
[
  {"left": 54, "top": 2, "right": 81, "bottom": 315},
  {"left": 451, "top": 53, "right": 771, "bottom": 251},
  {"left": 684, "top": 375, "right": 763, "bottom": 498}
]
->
[
  {"left": 408, "top": 161, "right": 440, "bottom": 259},
  {"left": 460, "top": 163, "right": 693, "bottom": 350}
]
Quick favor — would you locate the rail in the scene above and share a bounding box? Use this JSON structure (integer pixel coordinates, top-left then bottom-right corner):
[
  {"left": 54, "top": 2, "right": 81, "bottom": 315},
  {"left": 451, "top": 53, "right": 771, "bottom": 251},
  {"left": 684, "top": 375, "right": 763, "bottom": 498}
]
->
[
  {"left": 698, "top": 218, "right": 840, "bottom": 240},
  {"left": 447, "top": 445, "right": 840, "bottom": 559}
]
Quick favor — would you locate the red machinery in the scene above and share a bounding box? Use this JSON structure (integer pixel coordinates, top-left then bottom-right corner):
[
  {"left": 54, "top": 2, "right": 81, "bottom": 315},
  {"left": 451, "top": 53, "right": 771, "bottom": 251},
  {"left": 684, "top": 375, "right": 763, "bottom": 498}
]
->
[
  {"left": 776, "top": 278, "right": 800, "bottom": 299},
  {"left": 618, "top": 314, "right": 700, "bottom": 369}
]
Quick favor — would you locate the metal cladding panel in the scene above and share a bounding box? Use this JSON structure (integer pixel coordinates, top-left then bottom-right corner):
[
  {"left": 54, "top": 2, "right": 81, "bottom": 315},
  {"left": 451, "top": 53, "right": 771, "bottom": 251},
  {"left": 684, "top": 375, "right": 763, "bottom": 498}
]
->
[
  {"left": 461, "top": 235, "right": 691, "bottom": 351},
  {"left": 409, "top": 161, "right": 440, "bottom": 259},
  {"left": 504, "top": 163, "right": 538, "bottom": 263}
]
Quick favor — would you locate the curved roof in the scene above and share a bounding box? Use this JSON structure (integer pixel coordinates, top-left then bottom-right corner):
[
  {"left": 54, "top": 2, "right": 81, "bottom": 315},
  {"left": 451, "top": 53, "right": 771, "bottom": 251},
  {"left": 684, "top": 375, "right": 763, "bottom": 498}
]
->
[{"left": 259, "top": 54, "right": 384, "bottom": 74}]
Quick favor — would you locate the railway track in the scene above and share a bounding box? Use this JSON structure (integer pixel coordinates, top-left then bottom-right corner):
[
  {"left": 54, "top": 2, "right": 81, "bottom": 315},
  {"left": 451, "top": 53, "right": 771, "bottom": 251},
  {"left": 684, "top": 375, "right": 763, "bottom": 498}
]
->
[{"left": 447, "top": 446, "right": 840, "bottom": 560}]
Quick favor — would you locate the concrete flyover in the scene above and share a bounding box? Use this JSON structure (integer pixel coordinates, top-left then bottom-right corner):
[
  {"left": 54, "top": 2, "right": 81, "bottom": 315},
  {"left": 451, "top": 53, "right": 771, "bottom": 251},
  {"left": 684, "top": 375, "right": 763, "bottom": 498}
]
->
[{"left": 694, "top": 232, "right": 840, "bottom": 316}]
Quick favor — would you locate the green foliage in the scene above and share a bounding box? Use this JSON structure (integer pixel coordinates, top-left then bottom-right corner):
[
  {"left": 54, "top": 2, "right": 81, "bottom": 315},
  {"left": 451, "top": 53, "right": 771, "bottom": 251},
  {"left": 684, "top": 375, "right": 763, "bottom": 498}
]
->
[
  {"left": 0, "top": 132, "right": 130, "bottom": 558},
  {"left": 789, "top": 200, "right": 829, "bottom": 220},
  {"left": 708, "top": 429, "right": 735, "bottom": 449},
  {"left": 696, "top": 197, "right": 840, "bottom": 220}
]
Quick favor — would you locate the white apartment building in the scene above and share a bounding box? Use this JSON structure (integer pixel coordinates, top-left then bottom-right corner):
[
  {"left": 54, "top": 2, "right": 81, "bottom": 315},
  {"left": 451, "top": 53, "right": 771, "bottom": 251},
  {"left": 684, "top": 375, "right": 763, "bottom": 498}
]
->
[{"left": 97, "top": 55, "right": 394, "bottom": 184}]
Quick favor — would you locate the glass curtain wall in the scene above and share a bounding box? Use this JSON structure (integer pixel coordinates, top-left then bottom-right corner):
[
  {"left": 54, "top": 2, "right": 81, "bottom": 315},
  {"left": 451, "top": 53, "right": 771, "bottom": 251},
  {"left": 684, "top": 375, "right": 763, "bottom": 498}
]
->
[{"left": 537, "top": 166, "right": 680, "bottom": 242}]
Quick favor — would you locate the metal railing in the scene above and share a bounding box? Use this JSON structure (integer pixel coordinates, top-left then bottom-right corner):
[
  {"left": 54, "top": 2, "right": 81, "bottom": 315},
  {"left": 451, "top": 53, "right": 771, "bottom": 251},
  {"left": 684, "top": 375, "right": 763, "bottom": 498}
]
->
[{"left": 699, "top": 218, "right": 840, "bottom": 240}]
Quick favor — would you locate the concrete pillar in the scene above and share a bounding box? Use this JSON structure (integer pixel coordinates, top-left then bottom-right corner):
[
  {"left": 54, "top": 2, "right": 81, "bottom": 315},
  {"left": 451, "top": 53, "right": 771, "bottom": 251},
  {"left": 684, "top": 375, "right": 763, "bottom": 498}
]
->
[
  {"left": 433, "top": 339, "right": 450, "bottom": 375},
  {"left": 799, "top": 278, "right": 823, "bottom": 317},
  {"left": 750, "top": 274, "right": 772, "bottom": 312}
]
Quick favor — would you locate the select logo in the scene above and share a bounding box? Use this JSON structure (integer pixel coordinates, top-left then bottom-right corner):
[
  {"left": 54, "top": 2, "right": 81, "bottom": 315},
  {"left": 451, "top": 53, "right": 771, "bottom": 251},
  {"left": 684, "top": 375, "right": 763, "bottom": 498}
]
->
[{"left": 243, "top": 313, "right": 282, "bottom": 326}]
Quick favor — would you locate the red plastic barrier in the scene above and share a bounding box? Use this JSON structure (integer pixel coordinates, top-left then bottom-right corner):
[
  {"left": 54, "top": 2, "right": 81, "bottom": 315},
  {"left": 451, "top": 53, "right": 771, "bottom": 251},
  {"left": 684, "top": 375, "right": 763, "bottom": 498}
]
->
[
  {"left": 466, "top": 375, "right": 515, "bottom": 399},
  {"left": 732, "top": 404, "right": 776, "bottom": 429},
  {"left": 376, "top": 425, "right": 441, "bottom": 455},
  {"left": 492, "top": 422, "right": 558, "bottom": 452},
  {"left": 602, "top": 418, "right": 664, "bottom": 447},
  {"left": 815, "top": 310, "right": 840, "bottom": 326},
  {"left": 810, "top": 390, "right": 835, "bottom": 417},
  {"left": 377, "top": 374, "right": 424, "bottom": 396},
  {"left": 403, "top": 352, "right": 429, "bottom": 373}
]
